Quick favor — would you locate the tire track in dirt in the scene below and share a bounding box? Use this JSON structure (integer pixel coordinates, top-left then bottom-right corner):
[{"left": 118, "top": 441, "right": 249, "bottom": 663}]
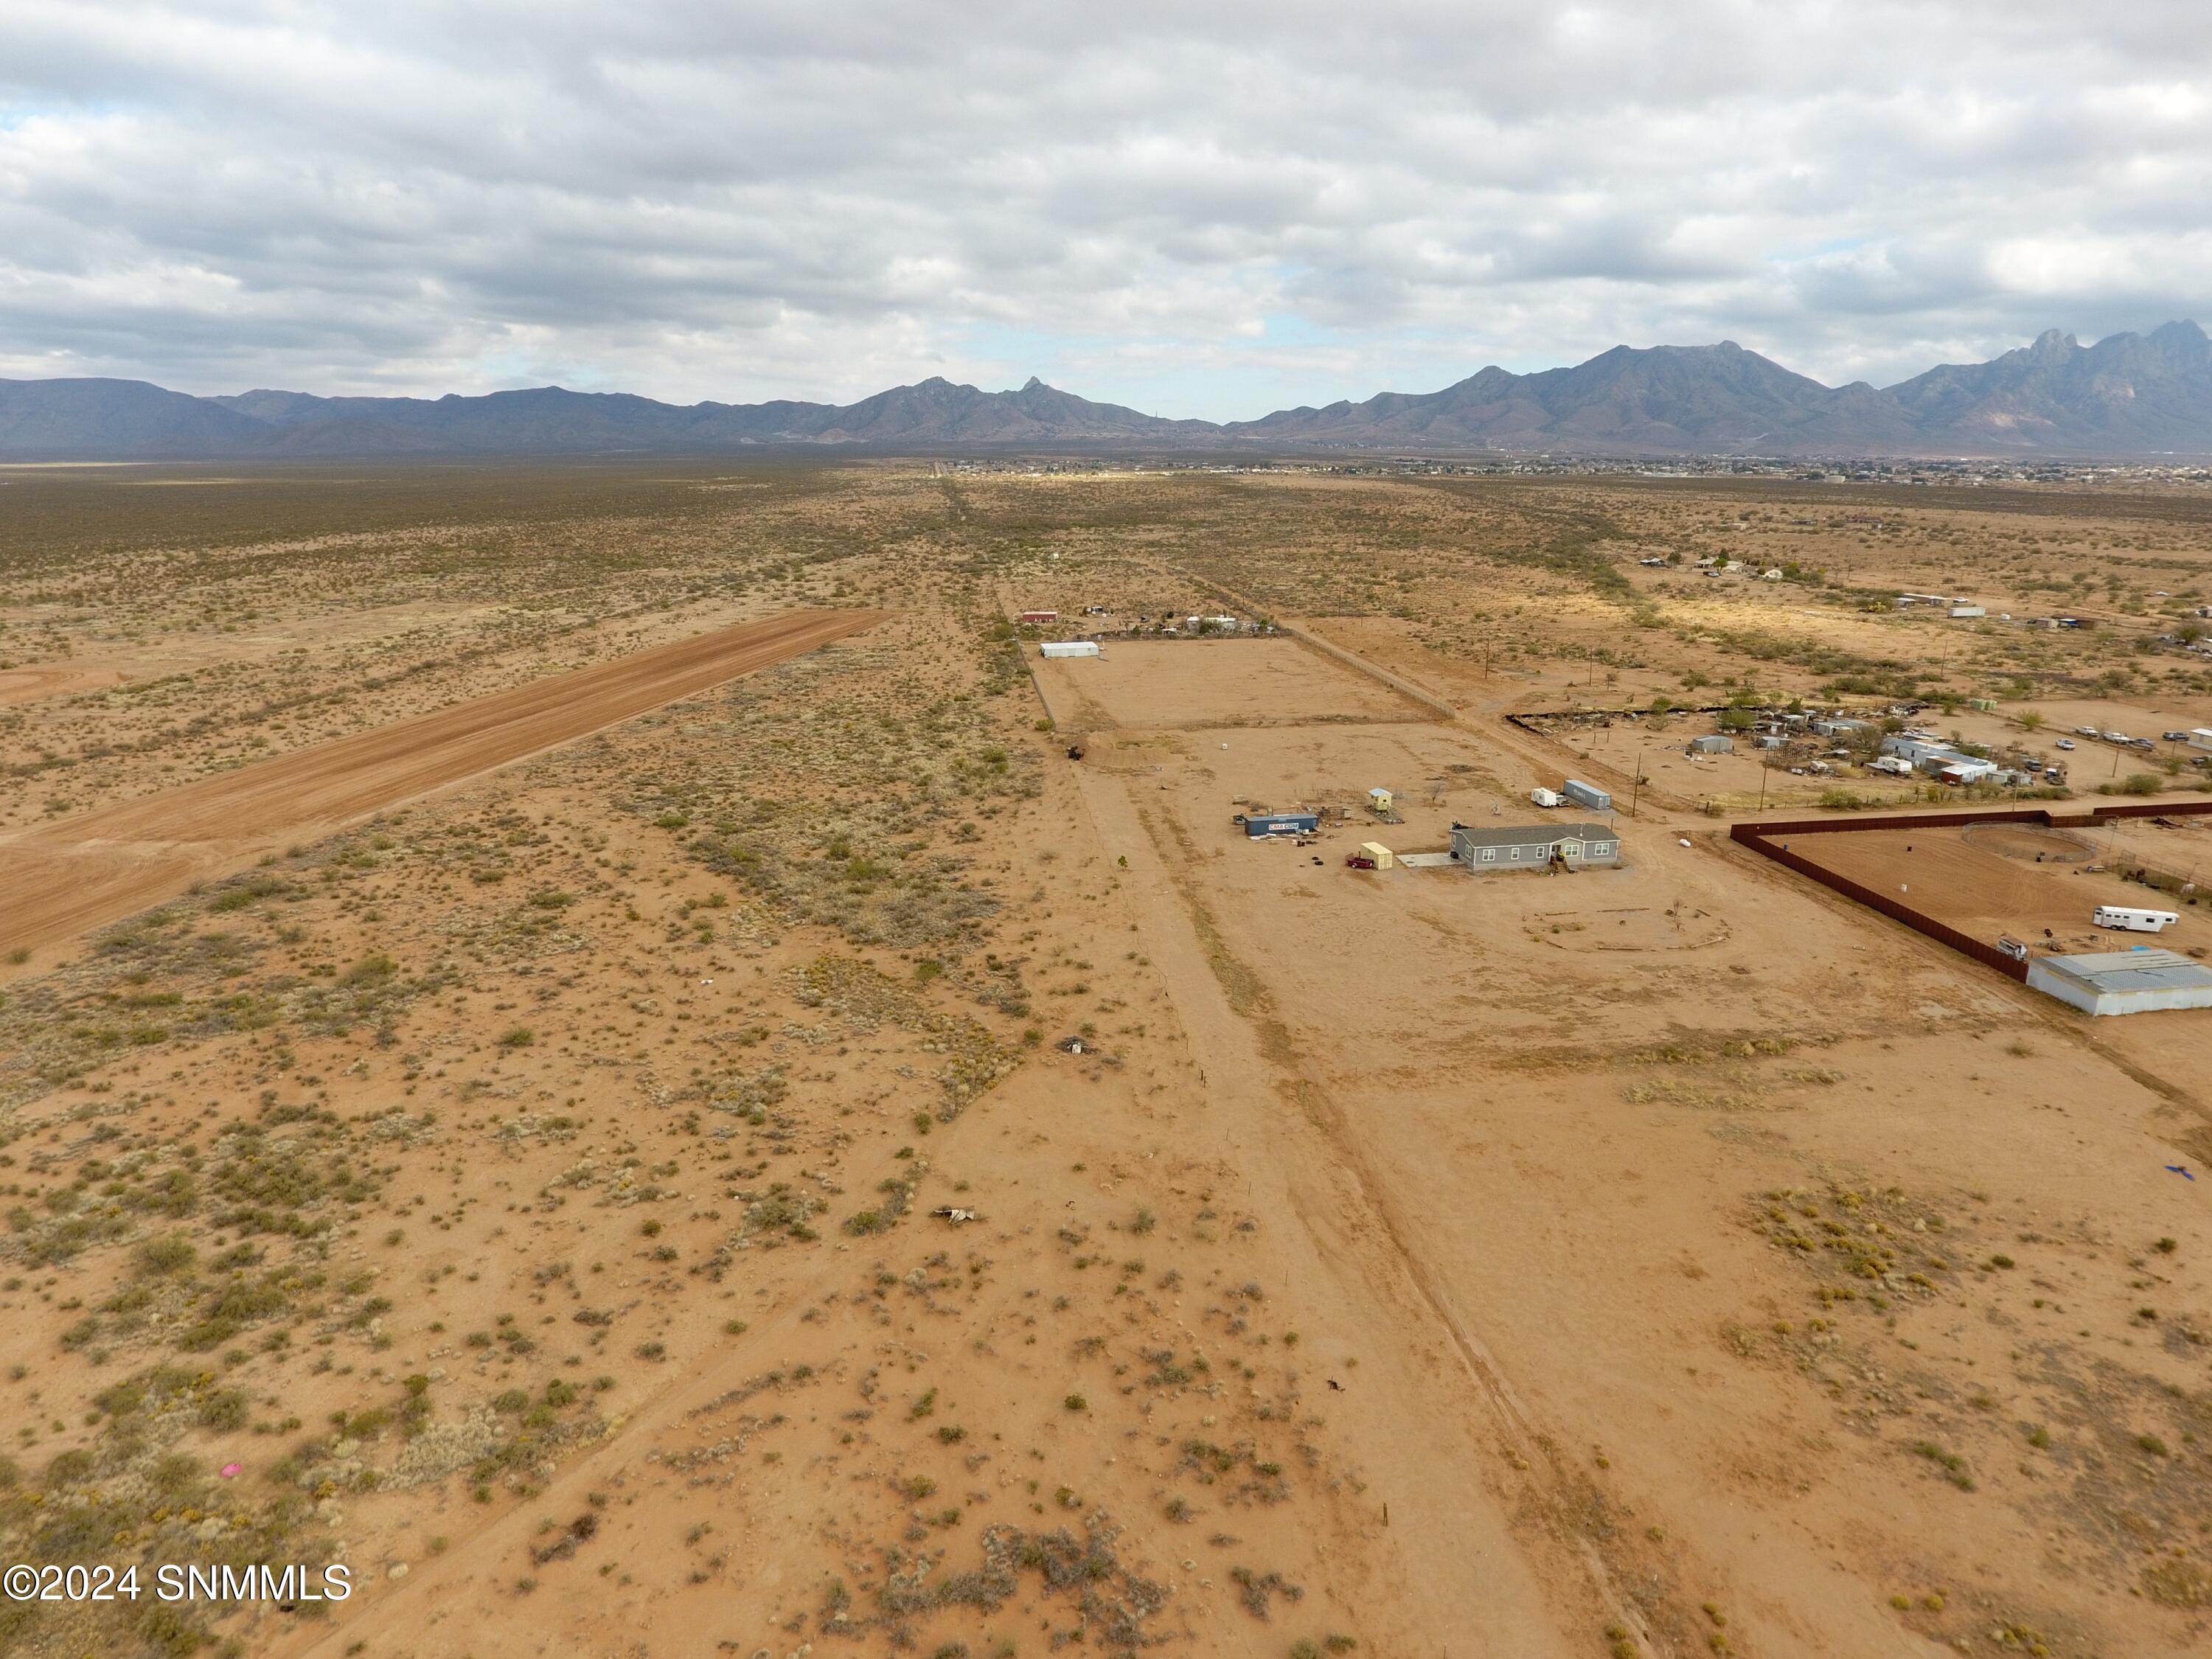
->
[
  {"left": 1126, "top": 793, "right": 1677, "bottom": 1656},
  {"left": 1026, "top": 582, "right": 1695, "bottom": 1649},
  {"left": 0, "top": 609, "right": 878, "bottom": 960}
]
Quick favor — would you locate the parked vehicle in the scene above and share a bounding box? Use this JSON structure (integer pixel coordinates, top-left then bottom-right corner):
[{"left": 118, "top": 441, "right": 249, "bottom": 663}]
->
[
  {"left": 2055, "top": 738, "right": 2076, "bottom": 750},
  {"left": 2073, "top": 725, "right": 2101, "bottom": 736},
  {"left": 2163, "top": 730, "right": 2191, "bottom": 742},
  {"left": 1343, "top": 852, "right": 1377, "bottom": 869},
  {"left": 2100, "top": 729, "right": 2129, "bottom": 743},
  {"left": 2094, "top": 905, "right": 2180, "bottom": 933}
]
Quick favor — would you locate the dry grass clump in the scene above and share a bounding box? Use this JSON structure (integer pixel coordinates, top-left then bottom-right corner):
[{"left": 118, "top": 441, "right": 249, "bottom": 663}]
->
[
  {"left": 857, "top": 1512, "right": 1169, "bottom": 1650},
  {"left": 789, "top": 955, "right": 1018, "bottom": 1120},
  {"left": 625, "top": 627, "right": 1040, "bottom": 953},
  {"left": 0, "top": 1352, "right": 335, "bottom": 1658},
  {"left": 0, "top": 829, "right": 470, "bottom": 1109},
  {"left": 1750, "top": 1183, "right": 1958, "bottom": 1307}
]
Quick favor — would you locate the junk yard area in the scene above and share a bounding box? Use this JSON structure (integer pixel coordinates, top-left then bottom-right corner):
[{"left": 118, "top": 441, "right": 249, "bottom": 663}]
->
[{"left": 6, "top": 459, "right": 2212, "bottom": 1659}]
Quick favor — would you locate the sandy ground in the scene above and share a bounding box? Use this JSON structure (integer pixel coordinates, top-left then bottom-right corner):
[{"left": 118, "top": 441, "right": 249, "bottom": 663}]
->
[
  {"left": 1035, "top": 629, "right": 2212, "bottom": 1657},
  {"left": 1781, "top": 825, "right": 2211, "bottom": 956},
  {"left": 0, "top": 611, "right": 875, "bottom": 964},
  {"left": 0, "top": 666, "right": 131, "bottom": 705},
  {"left": 7, "top": 464, "right": 2212, "bottom": 1659},
  {"left": 1037, "top": 636, "right": 1429, "bottom": 731}
]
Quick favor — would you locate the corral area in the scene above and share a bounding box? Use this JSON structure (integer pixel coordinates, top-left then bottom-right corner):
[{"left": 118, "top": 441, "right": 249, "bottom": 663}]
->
[
  {"left": 1778, "top": 821, "right": 2203, "bottom": 954},
  {"left": 3, "top": 458, "right": 2211, "bottom": 1659},
  {"left": 1033, "top": 633, "right": 1430, "bottom": 729},
  {"left": 1775, "top": 815, "right": 2212, "bottom": 959}
]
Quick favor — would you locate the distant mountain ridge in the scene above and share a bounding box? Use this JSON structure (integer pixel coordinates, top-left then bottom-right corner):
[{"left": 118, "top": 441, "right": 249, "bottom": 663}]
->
[{"left": 4, "top": 324, "right": 2209, "bottom": 459}]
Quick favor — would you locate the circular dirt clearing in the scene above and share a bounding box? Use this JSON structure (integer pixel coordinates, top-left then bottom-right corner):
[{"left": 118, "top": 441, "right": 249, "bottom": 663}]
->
[{"left": 1959, "top": 822, "right": 2097, "bottom": 863}]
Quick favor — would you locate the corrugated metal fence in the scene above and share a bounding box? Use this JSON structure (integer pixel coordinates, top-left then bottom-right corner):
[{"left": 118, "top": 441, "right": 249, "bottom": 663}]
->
[{"left": 1729, "top": 801, "right": 2212, "bottom": 983}]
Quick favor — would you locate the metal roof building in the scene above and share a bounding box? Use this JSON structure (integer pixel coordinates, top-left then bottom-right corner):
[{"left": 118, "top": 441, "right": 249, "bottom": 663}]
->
[
  {"left": 1451, "top": 821, "right": 1620, "bottom": 872},
  {"left": 2026, "top": 948, "right": 2212, "bottom": 1016}
]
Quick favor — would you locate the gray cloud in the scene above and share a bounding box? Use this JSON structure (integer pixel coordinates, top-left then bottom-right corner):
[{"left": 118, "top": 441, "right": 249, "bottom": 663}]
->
[{"left": 2, "top": 1, "right": 2208, "bottom": 417}]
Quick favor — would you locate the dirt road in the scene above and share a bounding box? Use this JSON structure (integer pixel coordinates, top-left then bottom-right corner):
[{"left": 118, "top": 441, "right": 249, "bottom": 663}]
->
[{"left": 0, "top": 608, "right": 877, "bottom": 960}]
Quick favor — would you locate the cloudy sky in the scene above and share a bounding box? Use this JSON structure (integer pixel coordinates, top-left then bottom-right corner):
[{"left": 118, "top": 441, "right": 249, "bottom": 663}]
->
[{"left": 2, "top": 1, "right": 2207, "bottom": 417}]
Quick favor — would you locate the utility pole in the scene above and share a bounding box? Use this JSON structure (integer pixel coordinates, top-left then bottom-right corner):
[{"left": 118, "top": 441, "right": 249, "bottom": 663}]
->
[{"left": 1630, "top": 745, "right": 1646, "bottom": 819}]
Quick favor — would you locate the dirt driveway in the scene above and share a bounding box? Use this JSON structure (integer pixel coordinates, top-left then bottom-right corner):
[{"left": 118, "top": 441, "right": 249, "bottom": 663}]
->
[{"left": 0, "top": 608, "right": 877, "bottom": 961}]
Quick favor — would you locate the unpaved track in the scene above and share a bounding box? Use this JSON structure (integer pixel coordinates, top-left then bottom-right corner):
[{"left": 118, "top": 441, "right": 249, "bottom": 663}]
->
[
  {"left": 1023, "top": 592, "right": 1636, "bottom": 1650},
  {"left": 0, "top": 609, "right": 877, "bottom": 959}
]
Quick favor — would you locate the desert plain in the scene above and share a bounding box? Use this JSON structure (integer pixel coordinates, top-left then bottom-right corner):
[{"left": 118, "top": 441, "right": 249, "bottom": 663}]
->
[{"left": 0, "top": 458, "right": 2209, "bottom": 1659}]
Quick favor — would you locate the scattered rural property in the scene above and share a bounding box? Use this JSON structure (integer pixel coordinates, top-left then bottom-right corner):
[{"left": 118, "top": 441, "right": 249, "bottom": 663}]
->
[{"left": 2, "top": 456, "right": 2211, "bottom": 1659}]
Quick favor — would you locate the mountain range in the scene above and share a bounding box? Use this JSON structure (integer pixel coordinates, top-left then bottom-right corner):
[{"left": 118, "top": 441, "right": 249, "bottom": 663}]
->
[{"left": 4, "top": 322, "right": 2209, "bottom": 460}]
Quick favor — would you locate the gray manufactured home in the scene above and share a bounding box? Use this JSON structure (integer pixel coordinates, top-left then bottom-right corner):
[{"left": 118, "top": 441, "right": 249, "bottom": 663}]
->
[{"left": 1450, "top": 821, "right": 1620, "bottom": 872}]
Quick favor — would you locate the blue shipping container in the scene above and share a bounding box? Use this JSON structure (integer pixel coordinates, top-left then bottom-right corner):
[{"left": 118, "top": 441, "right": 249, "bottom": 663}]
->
[
  {"left": 1561, "top": 779, "right": 1612, "bottom": 812},
  {"left": 1243, "top": 813, "right": 1319, "bottom": 837}
]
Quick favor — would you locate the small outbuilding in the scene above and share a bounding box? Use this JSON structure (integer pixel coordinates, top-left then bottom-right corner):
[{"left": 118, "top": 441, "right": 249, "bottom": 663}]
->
[
  {"left": 1938, "top": 759, "right": 1998, "bottom": 785},
  {"left": 1238, "top": 812, "right": 1320, "bottom": 838},
  {"left": 1367, "top": 787, "right": 1394, "bottom": 814},
  {"left": 1040, "top": 640, "right": 1100, "bottom": 658},
  {"left": 2026, "top": 949, "right": 2212, "bottom": 1016},
  {"left": 1688, "top": 734, "right": 1733, "bottom": 755}
]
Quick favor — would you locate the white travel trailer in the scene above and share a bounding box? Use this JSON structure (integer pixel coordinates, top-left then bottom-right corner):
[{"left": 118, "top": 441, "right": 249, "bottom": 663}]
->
[
  {"left": 1529, "top": 787, "right": 1562, "bottom": 808},
  {"left": 2093, "top": 905, "right": 2180, "bottom": 933}
]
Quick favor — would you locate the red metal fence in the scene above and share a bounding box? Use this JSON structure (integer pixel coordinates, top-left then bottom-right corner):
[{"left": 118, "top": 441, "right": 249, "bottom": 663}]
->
[{"left": 1728, "top": 801, "right": 2212, "bottom": 983}]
